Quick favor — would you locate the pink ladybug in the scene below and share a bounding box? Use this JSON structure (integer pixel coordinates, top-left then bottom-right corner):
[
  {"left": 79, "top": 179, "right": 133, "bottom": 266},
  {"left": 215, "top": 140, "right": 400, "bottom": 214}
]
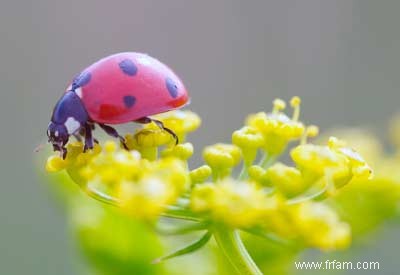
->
[{"left": 47, "top": 52, "right": 190, "bottom": 158}]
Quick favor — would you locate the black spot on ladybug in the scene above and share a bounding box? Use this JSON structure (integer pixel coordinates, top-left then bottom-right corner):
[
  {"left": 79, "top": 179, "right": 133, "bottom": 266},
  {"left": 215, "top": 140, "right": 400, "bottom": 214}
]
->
[
  {"left": 72, "top": 71, "right": 91, "bottom": 90},
  {"left": 119, "top": 59, "right": 138, "bottom": 76},
  {"left": 123, "top": 95, "right": 136, "bottom": 108},
  {"left": 166, "top": 77, "right": 178, "bottom": 98}
]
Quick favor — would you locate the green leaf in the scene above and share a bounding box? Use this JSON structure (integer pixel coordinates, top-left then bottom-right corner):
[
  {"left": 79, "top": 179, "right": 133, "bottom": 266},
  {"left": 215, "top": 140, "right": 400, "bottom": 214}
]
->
[
  {"left": 153, "top": 231, "right": 212, "bottom": 263},
  {"left": 156, "top": 220, "right": 211, "bottom": 235},
  {"left": 242, "top": 228, "right": 293, "bottom": 246}
]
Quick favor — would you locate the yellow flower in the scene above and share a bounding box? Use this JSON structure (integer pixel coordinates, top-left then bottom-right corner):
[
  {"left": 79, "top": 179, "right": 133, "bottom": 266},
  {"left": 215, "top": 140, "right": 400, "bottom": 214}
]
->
[
  {"left": 190, "top": 183, "right": 215, "bottom": 213},
  {"left": 45, "top": 141, "right": 101, "bottom": 173},
  {"left": 191, "top": 179, "right": 275, "bottom": 228},
  {"left": 46, "top": 155, "right": 68, "bottom": 172},
  {"left": 232, "top": 126, "right": 264, "bottom": 166},
  {"left": 265, "top": 163, "right": 308, "bottom": 197},
  {"left": 328, "top": 137, "right": 373, "bottom": 180},
  {"left": 291, "top": 143, "right": 350, "bottom": 183},
  {"left": 161, "top": 142, "right": 194, "bottom": 160},
  {"left": 290, "top": 202, "right": 351, "bottom": 250},
  {"left": 246, "top": 97, "right": 305, "bottom": 155},
  {"left": 124, "top": 129, "right": 172, "bottom": 161},
  {"left": 190, "top": 165, "right": 212, "bottom": 184},
  {"left": 46, "top": 140, "right": 190, "bottom": 219},
  {"left": 118, "top": 176, "right": 178, "bottom": 219},
  {"left": 320, "top": 128, "right": 382, "bottom": 168},
  {"left": 133, "top": 129, "right": 172, "bottom": 148},
  {"left": 248, "top": 165, "right": 269, "bottom": 185},
  {"left": 203, "top": 144, "right": 241, "bottom": 179},
  {"left": 44, "top": 100, "right": 375, "bottom": 258},
  {"left": 290, "top": 137, "right": 372, "bottom": 190},
  {"left": 145, "top": 110, "right": 201, "bottom": 142},
  {"left": 115, "top": 156, "right": 190, "bottom": 219}
]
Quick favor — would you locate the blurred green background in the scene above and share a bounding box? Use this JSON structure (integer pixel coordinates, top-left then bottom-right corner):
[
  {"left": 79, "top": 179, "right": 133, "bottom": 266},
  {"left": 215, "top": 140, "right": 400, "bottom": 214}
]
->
[{"left": 0, "top": 0, "right": 399, "bottom": 274}]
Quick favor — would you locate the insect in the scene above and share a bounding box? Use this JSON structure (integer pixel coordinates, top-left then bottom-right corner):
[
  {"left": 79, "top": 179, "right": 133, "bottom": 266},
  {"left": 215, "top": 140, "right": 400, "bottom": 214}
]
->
[{"left": 47, "top": 52, "right": 190, "bottom": 159}]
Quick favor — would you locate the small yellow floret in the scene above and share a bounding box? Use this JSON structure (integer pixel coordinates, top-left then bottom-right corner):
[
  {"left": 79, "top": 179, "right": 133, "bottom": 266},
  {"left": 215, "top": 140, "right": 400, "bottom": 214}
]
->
[
  {"left": 191, "top": 179, "right": 274, "bottom": 228},
  {"left": 135, "top": 129, "right": 172, "bottom": 148},
  {"left": 328, "top": 136, "right": 347, "bottom": 149},
  {"left": 104, "top": 140, "right": 117, "bottom": 153},
  {"left": 306, "top": 125, "right": 319, "bottom": 138},
  {"left": 232, "top": 126, "right": 265, "bottom": 165},
  {"left": 190, "top": 183, "right": 215, "bottom": 212},
  {"left": 273, "top": 99, "right": 286, "bottom": 113},
  {"left": 248, "top": 165, "right": 266, "bottom": 182},
  {"left": 291, "top": 202, "right": 351, "bottom": 250},
  {"left": 290, "top": 96, "right": 301, "bottom": 107},
  {"left": 161, "top": 143, "right": 194, "bottom": 160},
  {"left": 246, "top": 100, "right": 305, "bottom": 155},
  {"left": 203, "top": 144, "right": 241, "bottom": 179},
  {"left": 266, "top": 163, "right": 307, "bottom": 197},
  {"left": 46, "top": 155, "right": 67, "bottom": 172},
  {"left": 232, "top": 126, "right": 264, "bottom": 149},
  {"left": 149, "top": 110, "right": 201, "bottom": 141},
  {"left": 190, "top": 165, "right": 212, "bottom": 184}
]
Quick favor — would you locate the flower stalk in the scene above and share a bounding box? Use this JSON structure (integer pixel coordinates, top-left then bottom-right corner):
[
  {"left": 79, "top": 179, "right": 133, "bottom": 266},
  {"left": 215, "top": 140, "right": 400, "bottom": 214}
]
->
[{"left": 213, "top": 226, "right": 262, "bottom": 275}]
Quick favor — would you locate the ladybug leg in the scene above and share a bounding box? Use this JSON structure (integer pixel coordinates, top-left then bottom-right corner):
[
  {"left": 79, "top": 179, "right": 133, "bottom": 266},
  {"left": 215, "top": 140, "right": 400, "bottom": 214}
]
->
[
  {"left": 135, "top": 117, "right": 179, "bottom": 145},
  {"left": 83, "top": 123, "right": 94, "bottom": 152},
  {"left": 98, "top": 123, "right": 129, "bottom": 150},
  {"left": 73, "top": 133, "right": 82, "bottom": 142},
  {"left": 75, "top": 127, "right": 98, "bottom": 144},
  {"left": 61, "top": 146, "right": 67, "bottom": 159},
  {"left": 53, "top": 144, "right": 67, "bottom": 159}
]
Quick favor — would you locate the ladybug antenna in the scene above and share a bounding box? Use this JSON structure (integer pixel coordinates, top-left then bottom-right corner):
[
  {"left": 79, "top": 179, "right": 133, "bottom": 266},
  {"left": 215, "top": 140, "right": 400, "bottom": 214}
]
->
[
  {"left": 34, "top": 143, "right": 45, "bottom": 153},
  {"left": 162, "top": 126, "right": 179, "bottom": 145},
  {"left": 150, "top": 118, "right": 179, "bottom": 145},
  {"left": 135, "top": 117, "right": 179, "bottom": 145}
]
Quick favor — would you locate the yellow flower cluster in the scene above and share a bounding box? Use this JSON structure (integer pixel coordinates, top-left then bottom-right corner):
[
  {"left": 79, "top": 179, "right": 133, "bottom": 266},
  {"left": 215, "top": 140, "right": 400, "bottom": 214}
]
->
[
  {"left": 143, "top": 110, "right": 201, "bottom": 142},
  {"left": 45, "top": 99, "right": 373, "bottom": 252},
  {"left": 190, "top": 178, "right": 351, "bottom": 250},
  {"left": 291, "top": 137, "right": 372, "bottom": 190},
  {"left": 203, "top": 143, "right": 241, "bottom": 180},
  {"left": 245, "top": 138, "right": 372, "bottom": 199},
  {"left": 47, "top": 140, "right": 189, "bottom": 219},
  {"left": 190, "top": 178, "right": 274, "bottom": 228},
  {"left": 286, "top": 202, "right": 351, "bottom": 250},
  {"left": 45, "top": 111, "right": 201, "bottom": 219},
  {"left": 244, "top": 97, "right": 305, "bottom": 155}
]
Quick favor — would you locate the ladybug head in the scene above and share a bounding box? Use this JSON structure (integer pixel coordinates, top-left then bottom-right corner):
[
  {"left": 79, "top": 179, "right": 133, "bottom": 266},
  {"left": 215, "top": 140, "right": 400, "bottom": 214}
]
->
[
  {"left": 47, "top": 122, "right": 69, "bottom": 158},
  {"left": 48, "top": 91, "right": 89, "bottom": 159}
]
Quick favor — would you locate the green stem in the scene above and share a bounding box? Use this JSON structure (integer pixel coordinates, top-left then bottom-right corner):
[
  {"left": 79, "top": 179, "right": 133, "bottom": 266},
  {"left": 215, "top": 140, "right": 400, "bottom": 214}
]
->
[
  {"left": 156, "top": 221, "right": 210, "bottom": 235},
  {"left": 259, "top": 154, "right": 276, "bottom": 169},
  {"left": 82, "top": 185, "right": 121, "bottom": 207},
  {"left": 287, "top": 173, "right": 333, "bottom": 205},
  {"left": 238, "top": 164, "right": 249, "bottom": 180},
  {"left": 214, "top": 226, "right": 262, "bottom": 275},
  {"left": 162, "top": 206, "right": 202, "bottom": 222}
]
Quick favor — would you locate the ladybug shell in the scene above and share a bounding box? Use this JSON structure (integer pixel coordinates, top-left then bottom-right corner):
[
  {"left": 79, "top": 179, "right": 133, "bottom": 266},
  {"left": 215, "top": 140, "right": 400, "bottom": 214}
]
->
[{"left": 68, "top": 52, "right": 189, "bottom": 124}]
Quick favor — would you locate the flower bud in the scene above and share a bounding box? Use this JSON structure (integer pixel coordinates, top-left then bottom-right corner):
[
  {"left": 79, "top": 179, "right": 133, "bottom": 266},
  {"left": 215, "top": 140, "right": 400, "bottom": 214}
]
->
[
  {"left": 265, "top": 163, "right": 307, "bottom": 197},
  {"left": 203, "top": 144, "right": 241, "bottom": 179},
  {"left": 161, "top": 142, "right": 194, "bottom": 160},
  {"left": 190, "top": 165, "right": 212, "bottom": 184}
]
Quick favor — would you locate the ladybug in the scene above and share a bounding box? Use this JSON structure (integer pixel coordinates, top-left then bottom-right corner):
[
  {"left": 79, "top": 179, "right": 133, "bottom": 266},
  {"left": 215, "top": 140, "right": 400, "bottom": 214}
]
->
[{"left": 47, "top": 52, "right": 189, "bottom": 158}]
